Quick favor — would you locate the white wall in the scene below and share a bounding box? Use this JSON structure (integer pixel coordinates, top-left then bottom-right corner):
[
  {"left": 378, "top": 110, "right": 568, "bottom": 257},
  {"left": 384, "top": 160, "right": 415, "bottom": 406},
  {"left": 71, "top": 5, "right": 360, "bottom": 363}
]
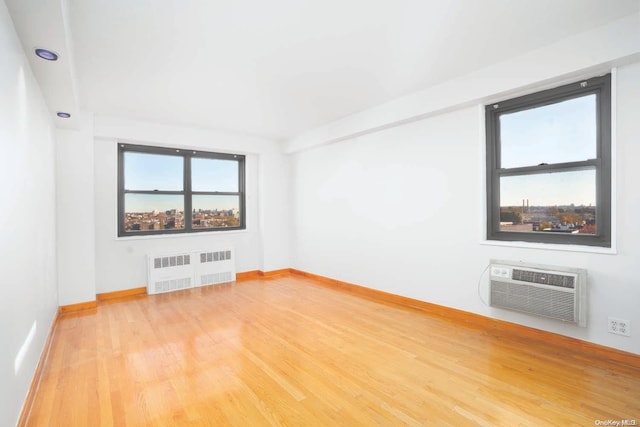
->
[
  {"left": 91, "top": 117, "right": 290, "bottom": 294},
  {"left": 285, "top": 12, "right": 640, "bottom": 153},
  {"left": 290, "top": 60, "right": 640, "bottom": 355},
  {"left": 56, "top": 113, "right": 96, "bottom": 305},
  {"left": 0, "top": 2, "right": 58, "bottom": 424},
  {"left": 258, "top": 152, "right": 291, "bottom": 272}
]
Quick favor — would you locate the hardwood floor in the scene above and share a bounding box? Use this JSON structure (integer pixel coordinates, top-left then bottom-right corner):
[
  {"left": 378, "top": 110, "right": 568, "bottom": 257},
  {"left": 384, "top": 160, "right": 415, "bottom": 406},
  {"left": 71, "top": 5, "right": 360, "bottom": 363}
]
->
[{"left": 23, "top": 275, "right": 640, "bottom": 426}]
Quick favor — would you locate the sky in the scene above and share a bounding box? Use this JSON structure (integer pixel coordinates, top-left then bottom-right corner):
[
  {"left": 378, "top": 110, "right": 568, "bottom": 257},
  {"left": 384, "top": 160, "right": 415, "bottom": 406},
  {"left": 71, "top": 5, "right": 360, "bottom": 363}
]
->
[
  {"left": 499, "top": 94, "right": 597, "bottom": 207},
  {"left": 124, "top": 153, "right": 240, "bottom": 212}
]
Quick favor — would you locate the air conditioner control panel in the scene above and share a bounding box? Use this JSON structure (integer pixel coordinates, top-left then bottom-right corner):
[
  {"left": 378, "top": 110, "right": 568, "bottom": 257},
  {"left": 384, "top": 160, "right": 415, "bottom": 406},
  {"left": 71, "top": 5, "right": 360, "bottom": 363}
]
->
[{"left": 490, "top": 265, "right": 512, "bottom": 279}]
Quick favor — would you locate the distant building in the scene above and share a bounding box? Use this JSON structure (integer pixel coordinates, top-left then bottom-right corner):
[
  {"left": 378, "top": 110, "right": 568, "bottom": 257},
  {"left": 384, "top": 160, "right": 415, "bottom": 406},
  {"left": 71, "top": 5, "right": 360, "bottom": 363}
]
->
[{"left": 500, "top": 223, "right": 534, "bottom": 232}]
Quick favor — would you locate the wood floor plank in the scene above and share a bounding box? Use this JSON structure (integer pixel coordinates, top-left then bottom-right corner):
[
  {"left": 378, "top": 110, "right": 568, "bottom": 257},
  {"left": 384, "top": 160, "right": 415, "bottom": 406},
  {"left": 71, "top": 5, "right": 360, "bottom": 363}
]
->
[{"left": 22, "top": 275, "right": 640, "bottom": 426}]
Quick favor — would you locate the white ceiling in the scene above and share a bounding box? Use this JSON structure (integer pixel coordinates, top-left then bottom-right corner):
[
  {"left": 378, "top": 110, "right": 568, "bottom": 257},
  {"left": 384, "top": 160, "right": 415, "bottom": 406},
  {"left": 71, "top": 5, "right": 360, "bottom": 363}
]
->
[{"left": 6, "top": 0, "right": 640, "bottom": 140}]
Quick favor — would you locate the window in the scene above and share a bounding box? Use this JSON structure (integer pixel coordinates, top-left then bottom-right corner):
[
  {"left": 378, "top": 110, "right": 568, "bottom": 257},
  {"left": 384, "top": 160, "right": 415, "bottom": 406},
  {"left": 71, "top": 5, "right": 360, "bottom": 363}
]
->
[
  {"left": 117, "top": 143, "right": 245, "bottom": 236},
  {"left": 485, "top": 74, "right": 611, "bottom": 247}
]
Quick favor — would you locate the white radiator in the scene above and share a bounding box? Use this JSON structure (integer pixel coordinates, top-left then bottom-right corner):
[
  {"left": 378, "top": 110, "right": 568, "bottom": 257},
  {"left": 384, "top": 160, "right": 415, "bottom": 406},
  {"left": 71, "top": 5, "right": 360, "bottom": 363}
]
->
[
  {"left": 147, "top": 248, "right": 235, "bottom": 295},
  {"left": 147, "top": 253, "right": 194, "bottom": 295},
  {"left": 194, "top": 249, "right": 236, "bottom": 286},
  {"left": 489, "top": 260, "right": 587, "bottom": 327}
]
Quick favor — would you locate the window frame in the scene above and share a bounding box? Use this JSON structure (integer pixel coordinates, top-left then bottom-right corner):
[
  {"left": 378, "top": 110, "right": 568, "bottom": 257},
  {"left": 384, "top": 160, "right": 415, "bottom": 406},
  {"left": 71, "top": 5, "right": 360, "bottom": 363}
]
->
[
  {"left": 117, "top": 143, "right": 246, "bottom": 237},
  {"left": 485, "top": 73, "right": 611, "bottom": 247}
]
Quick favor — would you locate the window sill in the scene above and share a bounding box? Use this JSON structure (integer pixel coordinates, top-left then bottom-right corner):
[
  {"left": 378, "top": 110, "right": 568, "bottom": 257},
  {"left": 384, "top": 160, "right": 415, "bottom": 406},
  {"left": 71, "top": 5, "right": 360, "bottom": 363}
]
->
[
  {"left": 480, "top": 239, "right": 616, "bottom": 255},
  {"left": 115, "top": 228, "right": 248, "bottom": 241}
]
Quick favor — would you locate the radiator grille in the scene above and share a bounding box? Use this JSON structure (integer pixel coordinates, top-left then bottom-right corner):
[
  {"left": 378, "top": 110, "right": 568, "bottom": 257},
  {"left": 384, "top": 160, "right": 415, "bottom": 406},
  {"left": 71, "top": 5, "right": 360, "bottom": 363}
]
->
[
  {"left": 153, "top": 277, "right": 192, "bottom": 294},
  {"left": 153, "top": 254, "right": 190, "bottom": 269},
  {"left": 200, "top": 272, "right": 234, "bottom": 286},
  {"left": 200, "top": 251, "right": 232, "bottom": 263}
]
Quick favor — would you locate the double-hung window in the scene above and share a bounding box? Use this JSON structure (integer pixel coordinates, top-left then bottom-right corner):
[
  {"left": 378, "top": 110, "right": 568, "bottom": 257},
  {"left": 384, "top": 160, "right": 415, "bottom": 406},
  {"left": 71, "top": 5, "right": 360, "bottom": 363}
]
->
[
  {"left": 485, "top": 74, "right": 611, "bottom": 247},
  {"left": 117, "top": 143, "right": 245, "bottom": 236}
]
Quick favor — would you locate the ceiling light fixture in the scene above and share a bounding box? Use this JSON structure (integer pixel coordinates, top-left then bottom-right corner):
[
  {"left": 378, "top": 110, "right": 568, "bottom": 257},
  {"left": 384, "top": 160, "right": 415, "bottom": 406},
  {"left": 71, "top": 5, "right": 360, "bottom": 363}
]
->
[
  {"left": 56, "top": 112, "right": 71, "bottom": 118},
  {"left": 34, "top": 48, "right": 58, "bottom": 61}
]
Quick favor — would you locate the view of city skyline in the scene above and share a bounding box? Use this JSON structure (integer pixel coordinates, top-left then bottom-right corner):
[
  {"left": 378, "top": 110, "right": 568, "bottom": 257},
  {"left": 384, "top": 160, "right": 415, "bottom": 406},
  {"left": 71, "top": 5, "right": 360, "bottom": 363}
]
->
[
  {"left": 124, "top": 207, "right": 241, "bottom": 232},
  {"left": 124, "top": 194, "right": 240, "bottom": 213},
  {"left": 500, "top": 169, "right": 595, "bottom": 207}
]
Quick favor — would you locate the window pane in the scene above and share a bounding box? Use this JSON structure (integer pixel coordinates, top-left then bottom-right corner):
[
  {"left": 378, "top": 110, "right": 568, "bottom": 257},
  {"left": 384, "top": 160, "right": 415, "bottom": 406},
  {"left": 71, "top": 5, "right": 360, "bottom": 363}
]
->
[
  {"left": 499, "top": 170, "right": 596, "bottom": 235},
  {"left": 192, "top": 195, "right": 240, "bottom": 229},
  {"left": 124, "top": 194, "right": 184, "bottom": 232},
  {"left": 124, "top": 152, "right": 183, "bottom": 191},
  {"left": 500, "top": 94, "right": 596, "bottom": 168},
  {"left": 192, "top": 158, "right": 238, "bottom": 192}
]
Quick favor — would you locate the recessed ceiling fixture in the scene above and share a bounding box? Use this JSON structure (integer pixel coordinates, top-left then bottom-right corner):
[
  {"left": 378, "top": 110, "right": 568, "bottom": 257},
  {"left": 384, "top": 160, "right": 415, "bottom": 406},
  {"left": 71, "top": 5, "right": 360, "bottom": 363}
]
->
[
  {"left": 56, "top": 112, "right": 71, "bottom": 118},
  {"left": 34, "top": 48, "right": 58, "bottom": 61}
]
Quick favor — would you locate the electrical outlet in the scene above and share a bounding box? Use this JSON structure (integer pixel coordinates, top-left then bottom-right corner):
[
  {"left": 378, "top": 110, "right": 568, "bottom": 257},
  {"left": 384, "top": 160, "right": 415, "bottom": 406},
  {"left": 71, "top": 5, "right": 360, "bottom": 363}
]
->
[{"left": 608, "top": 317, "right": 631, "bottom": 337}]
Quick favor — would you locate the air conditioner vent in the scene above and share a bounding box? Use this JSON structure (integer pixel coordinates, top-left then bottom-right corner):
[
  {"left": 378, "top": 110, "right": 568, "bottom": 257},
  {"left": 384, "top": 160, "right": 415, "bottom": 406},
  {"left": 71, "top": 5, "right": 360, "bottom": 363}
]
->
[
  {"left": 491, "top": 281, "right": 576, "bottom": 322},
  {"left": 512, "top": 269, "right": 575, "bottom": 289},
  {"left": 489, "top": 260, "right": 587, "bottom": 327}
]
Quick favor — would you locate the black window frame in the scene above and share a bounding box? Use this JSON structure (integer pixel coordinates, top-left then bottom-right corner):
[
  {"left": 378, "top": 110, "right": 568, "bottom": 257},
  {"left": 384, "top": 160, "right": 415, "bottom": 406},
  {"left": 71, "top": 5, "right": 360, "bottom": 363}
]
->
[
  {"left": 117, "top": 143, "right": 246, "bottom": 237},
  {"left": 485, "top": 73, "right": 611, "bottom": 247}
]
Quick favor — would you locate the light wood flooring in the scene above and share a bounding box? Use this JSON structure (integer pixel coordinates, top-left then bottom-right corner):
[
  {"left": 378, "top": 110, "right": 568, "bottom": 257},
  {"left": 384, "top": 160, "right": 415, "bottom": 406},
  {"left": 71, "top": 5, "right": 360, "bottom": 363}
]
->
[{"left": 23, "top": 275, "right": 640, "bottom": 426}]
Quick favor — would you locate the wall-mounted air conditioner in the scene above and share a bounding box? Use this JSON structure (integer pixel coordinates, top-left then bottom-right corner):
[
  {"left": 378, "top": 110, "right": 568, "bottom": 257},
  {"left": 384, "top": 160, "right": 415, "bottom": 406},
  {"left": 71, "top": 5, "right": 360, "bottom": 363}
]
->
[{"left": 489, "top": 260, "right": 587, "bottom": 327}]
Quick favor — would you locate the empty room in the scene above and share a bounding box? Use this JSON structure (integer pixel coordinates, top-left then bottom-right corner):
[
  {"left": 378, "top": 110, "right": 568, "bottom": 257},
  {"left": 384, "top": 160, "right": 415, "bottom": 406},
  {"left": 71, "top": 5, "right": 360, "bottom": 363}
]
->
[{"left": 2, "top": 0, "right": 639, "bottom": 425}]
